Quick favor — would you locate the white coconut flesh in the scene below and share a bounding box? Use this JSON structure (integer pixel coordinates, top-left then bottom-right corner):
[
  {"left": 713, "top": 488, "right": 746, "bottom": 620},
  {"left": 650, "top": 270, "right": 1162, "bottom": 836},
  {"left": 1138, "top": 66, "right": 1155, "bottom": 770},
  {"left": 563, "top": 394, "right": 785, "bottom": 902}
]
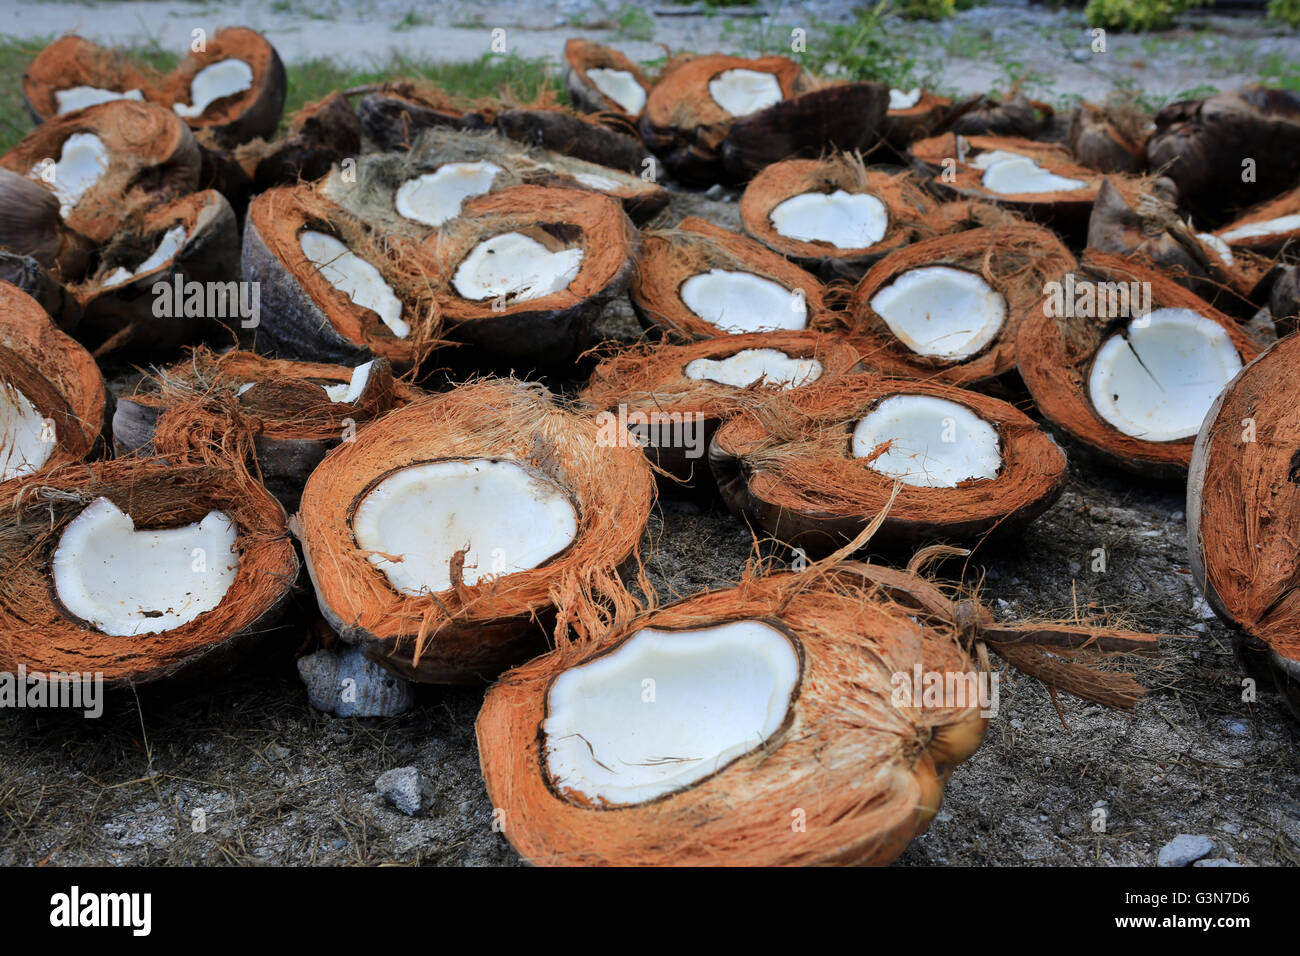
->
[
  {"left": 543, "top": 620, "right": 800, "bottom": 806},
  {"left": 852, "top": 394, "right": 1001, "bottom": 488},
  {"left": 708, "top": 68, "right": 783, "bottom": 117},
  {"left": 684, "top": 348, "right": 823, "bottom": 390},
  {"left": 299, "top": 230, "right": 409, "bottom": 338},
  {"left": 769, "top": 189, "right": 889, "bottom": 250},
  {"left": 1198, "top": 232, "right": 1235, "bottom": 266},
  {"left": 393, "top": 162, "right": 503, "bottom": 227},
  {"left": 972, "top": 150, "right": 1086, "bottom": 195},
  {"left": 322, "top": 360, "right": 374, "bottom": 403},
  {"left": 51, "top": 497, "right": 239, "bottom": 637},
  {"left": 31, "top": 132, "right": 110, "bottom": 219},
  {"left": 0, "top": 383, "right": 53, "bottom": 481},
  {"left": 351, "top": 459, "right": 579, "bottom": 596},
  {"left": 680, "top": 270, "right": 808, "bottom": 334},
  {"left": 1088, "top": 307, "right": 1242, "bottom": 443},
  {"left": 585, "top": 67, "right": 646, "bottom": 115},
  {"left": 868, "top": 265, "right": 1006, "bottom": 360},
  {"left": 451, "top": 232, "right": 584, "bottom": 303},
  {"left": 55, "top": 86, "right": 143, "bottom": 114},
  {"left": 1219, "top": 214, "right": 1300, "bottom": 243},
  {"left": 889, "top": 87, "right": 922, "bottom": 110},
  {"left": 102, "top": 224, "right": 188, "bottom": 287},
  {"left": 173, "top": 58, "right": 254, "bottom": 118},
  {"left": 571, "top": 169, "right": 625, "bottom": 192}
]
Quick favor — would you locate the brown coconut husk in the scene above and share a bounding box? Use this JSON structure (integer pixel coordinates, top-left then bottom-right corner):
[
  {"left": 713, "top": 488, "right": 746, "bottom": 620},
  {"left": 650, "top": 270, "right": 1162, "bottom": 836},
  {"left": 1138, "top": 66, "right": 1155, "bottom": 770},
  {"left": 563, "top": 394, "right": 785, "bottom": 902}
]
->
[
  {"left": 0, "top": 169, "right": 96, "bottom": 281},
  {"left": 20, "top": 35, "right": 163, "bottom": 123},
  {"left": 1213, "top": 185, "right": 1300, "bottom": 260},
  {"left": 1017, "top": 250, "right": 1260, "bottom": 479},
  {"left": 710, "top": 374, "right": 1067, "bottom": 555},
  {"left": 158, "top": 27, "right": 286, "bottom": 147},
  {"left": 883, "top": 90, "right": 954, "bottom": 148},
  {"left": 563, "top": 39, "right": 653, "bottom": 118},
  {"left": 579, "top": 331, "right": 862, "bottom": 485},
  {"left": 493, "top": 102, "right": 651, "bottom": 175},
  {"left": 739, "top": 155, "right": 937, "bottom": 281},
  {"left": 241, "top": 184, "right": 444, "bottom": 368},
  {"left": 0, "top": 251, "right": 82, "bottom": 329},
  {"left": 0, "top": 459, "right": 298, "bottom": 687},
  {"left": 925, "top": 198, "right": 1028, "bottom": 235},
  {"left": 0, "top": 100, "right": 200, "bottom": 245},
  {"left": 113, "top": 348, "right": 411, "bottom": 511},
  {"left": 294, "top": 378, "right": 655, "bottom": 684},
  {"left": 423, "top": 184, "right": 638, "bottom": 366},
  {"left": 1065, "top": 100, "right": 1149, "bottom": 174},
  {"left": 630, "top": 217, "right": 837, "bottom": 341},
  {"left": 355, "top": 82, "right": 494, "bottom": 151},
  {"left": 846, "top": 223, "right": 1076, "bottom": 386},
  {"left": 1187, "top": 332, "right": 1300, "bottom": 718},
  {"left": 233, "top": 92, "right": 362, "bottom": 193},
  {"left": 950, "top": 92, "right": 1053, "bottom": 138}
]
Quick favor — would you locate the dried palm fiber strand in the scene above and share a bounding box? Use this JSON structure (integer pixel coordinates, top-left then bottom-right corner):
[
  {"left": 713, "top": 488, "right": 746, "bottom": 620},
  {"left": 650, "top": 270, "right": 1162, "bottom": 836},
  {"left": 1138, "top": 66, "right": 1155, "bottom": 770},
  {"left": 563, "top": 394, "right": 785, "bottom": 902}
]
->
[
  {"left": 1146, "top": 87, "right": 1300, "bottom": 228},
  {"left": 241, "top": 183, "right": 444, "bottom": 368},
  {"left": 845, "top": 224, "right": 1075, "bottom": 386},
  {"left": 294, "top": 378, "right": 655, "bottom": 683},
  {"left": 949, "top": 91, "right": 1053, "bottom": 138},
  {"left": 422, "top": 184, "right": 638, "bottom": 366},
  {"left": 630, "top": 217, "right": 836, "bottom": 340},
  {"left": 1188, "top": 332, "right": 1300, "bottom": 718},
  {"left": 0, "top": 458, "right": 298, "bottom": 686},
  {"left": 579, "top": 331, "right": 862, "bottom": 485},
  {"left": 21, "top": 35, "right": 161, "bottom": 123},
  {"left": 1211, "top": 184, "right": 1300, "bottom": 261},
  {"left": 738, "top": 155, "right": 936, "bottom": 281},
  {"left": 882, "top": 90, "right": 953, "bottom": 148},
  {"left": 229, "top": 92, "right": 361, "bottom": 193},
  {"left": 69, "top": 189, "right": 240, "bottom": 357},
  {"left": 113, "top": 347, "right": 412, "bottom": 511},
  {"left": 710, "top": 374, "right": 1066, "bottom": 555},
  {"left": 0, "top": 169, "right": 95, "bottom": 281},
  {"left": 0, "top": 250, "right": 81, "bottom": 329},
  {"left": 1017, "top": 250, "right": 1260, "bottom": 479},
  {"left": 0, "top": 100, "right": 200, "bottom": 246},
  {"left": 563, "top": 39, "right": 653, "bottom": 119},
  {"left": 0, "top": 282, "right": 107, "bottom": 480},
  {"left": 1065, "top": 99, "right": 1150, "bottom": 174}
]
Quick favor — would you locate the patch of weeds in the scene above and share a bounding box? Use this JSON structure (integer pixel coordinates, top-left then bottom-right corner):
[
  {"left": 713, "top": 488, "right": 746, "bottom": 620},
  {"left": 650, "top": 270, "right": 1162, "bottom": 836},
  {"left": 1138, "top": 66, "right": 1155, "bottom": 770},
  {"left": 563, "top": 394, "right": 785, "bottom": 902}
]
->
[
  {"left": 1258, "top": 51, "right": 1300, "bottom": 91},
  {"left": 611, "top": 4, "right": 655, "bottom": 42},
  {"left": 899, "top": 0, "right": 957, "bottom": 20},
  {"left": 392, "top": 9, "right": 432, "bottom": 32},
  {"left": 802, "top": 3, "right": 922, "bottom": 89},
  {"left": 1084, "top": 0, "right": 1205, "bottom": 32},
  {"left": 1268, "top": 0, "right": 1300, "bottom": 27}
]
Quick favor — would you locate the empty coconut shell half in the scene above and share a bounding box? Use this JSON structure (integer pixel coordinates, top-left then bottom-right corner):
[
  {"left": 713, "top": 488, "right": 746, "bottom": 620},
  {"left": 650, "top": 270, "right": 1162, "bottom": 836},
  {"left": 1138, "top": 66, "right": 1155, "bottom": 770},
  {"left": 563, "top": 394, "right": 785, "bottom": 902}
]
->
[
  {"left": 0, "top": 281, "right": 107, "bottom": 481},
  {"left": 21, "top": 35, "right": 159, "bottom": 122},
  {"left": 739, "top": 155, "right": 936, "bottom": 281},
  {"left": 710, "top": 374, "right": 1067, "bottom": 556},
  {"left": 294, "top": 378, "right": 655, "bottom": 683},
  {"left": 846, "top": 224, "right": 1075, "bottom": 386},
  {"left": 1188, "top": 332, "right": 1300, "bottom": 717},
  {"left": 631, "top": 217, "right": 835, "bottom": 340},
  {"left": 563, "top": 39, "right": 653, "bottom": 119},
  {"left": 0, "top": 459, "right": 298, "bottom": 687},
  {"left": 113, "top": 348, "right": 407, "bottom": 511},
  {"left": 580, "top": 331, "right": 862, "bottom": 485},
  {"left": 1017, "top": 251, "right": 1260, "bottom": 479}
]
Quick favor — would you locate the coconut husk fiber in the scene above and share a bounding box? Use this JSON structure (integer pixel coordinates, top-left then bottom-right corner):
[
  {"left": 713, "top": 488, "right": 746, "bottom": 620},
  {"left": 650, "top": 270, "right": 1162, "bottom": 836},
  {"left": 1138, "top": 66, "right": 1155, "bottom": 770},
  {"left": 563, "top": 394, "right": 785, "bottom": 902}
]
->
[
  {"left": 294, "top": 378, "right": 655, "bottom": 684},
  {"left": 846, "top": 224, "right": 1076, "bottom": 386},
  {"left": 710, "top": 374, "right": 1067, "bottom": 555},
  {"left": 233, "top": 92, "right": 361, "bottom": 193},
  {"left": 631, "top": 216, "right": 837, "bottom": 341},
  {"left": 739, "top": 155, "right": 936, "bottom": 281},
  {"left": 1017, "top": 250, "right": 1261, "bottom": 480},
  {"left": 563, "top": 38, "right": 653, "bottom": 118},
  {"left": 0, "top": 458, "right": 298, "bottom": 686},
  {"left": 158, "top": 27, "right": 286, "bottom": 147}
]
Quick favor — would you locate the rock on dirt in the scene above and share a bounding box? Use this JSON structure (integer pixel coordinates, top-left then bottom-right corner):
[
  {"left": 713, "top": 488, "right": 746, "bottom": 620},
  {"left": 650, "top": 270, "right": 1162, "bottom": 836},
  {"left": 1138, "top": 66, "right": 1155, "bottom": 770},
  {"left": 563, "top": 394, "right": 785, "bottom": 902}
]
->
[
  {"left": 1157, "top": 834, "right": 1217, "bottom": 867},
  {"left": 376, "top": 767, "right": 435, "bottom": 816}
]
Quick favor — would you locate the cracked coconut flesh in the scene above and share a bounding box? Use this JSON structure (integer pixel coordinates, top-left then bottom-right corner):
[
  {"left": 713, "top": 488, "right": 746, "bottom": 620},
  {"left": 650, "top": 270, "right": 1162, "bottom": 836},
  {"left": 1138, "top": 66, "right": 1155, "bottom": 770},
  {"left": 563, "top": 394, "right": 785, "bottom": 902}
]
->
[
  {"left": 1088, "top": 307, "right": 1242, "bottom": 442},
  {"left": 351, "top": 459, "right": 579, "bottom": 596},
  {"left": 681, "top": 270, "right": 807, "bottom": 334},
  {"left": 452, "top": 232, "right": 583, "bottom": 303},
  {"left": 55, "top": 86, "right": 143, "bottom": 113},
  {"left": 51, "top": 497, "right": 239, "bottom": 636},
  {"left": 173, "top": 59, "right": 254, "bottom": 118},
  {"left": 889, "top": 88, "right": 922, "bottom": 110},
  {"left": 0, "top": 383, "right": 53, "bottom": 480},
  {"left": 708, "top": 68, "right": 783, "bottom": 116},
  {"left": 970, "top": 149, "right": 1086, "bottom": 195},
  {"left": 102, "top": 225, "right": 188, "bottom": 287},
  {"left": 769, "top": 190, "right": 888, "bottom": 249},
  {"left": 869, "top": 265, "right": 1006, "bottom": 360},
  {"left": 543, "top": 620, "right": 800, "bottom": 805},
  {"left": 852, "top": 394, "right": 1001, "bottom": 488},
  {"left": 394, "top": 162, "right": 502, "bottom": 227},
  {"left": 31, "top": 132, "right": 110, "bottom": 218},
  {"left": 299, "top": 231, "right": 409, "bottom": 338},
  {"left": 1220, "top": 215, "right": 1300, "bottom": 243},
  {"left": 684, "top": 348, "right": 823, "bottom": 389},
  {"left": 237, "top": 360, "right": 375, "bottom": 403},
  {"left": 585, "top": 68, "right": 646, "bottom": 114}
]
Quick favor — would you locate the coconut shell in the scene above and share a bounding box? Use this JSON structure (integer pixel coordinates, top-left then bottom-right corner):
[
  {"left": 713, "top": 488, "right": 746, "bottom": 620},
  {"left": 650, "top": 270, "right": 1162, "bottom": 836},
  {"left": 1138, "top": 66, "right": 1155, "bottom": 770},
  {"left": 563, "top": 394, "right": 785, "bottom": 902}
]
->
[
  {"left": 0, "top": 251, "right": 81, "bottom": 329},
  {"left": 159, "top": 27, "right": 286, "bottom": 147},
  {"left": 0, "top": 169, "right": 96, "bottom": 281},
  {"left": 20, "top": 34, "right": 162, "bottom": 123},
  {"left": 295, "top": 379, "right": 655, "bottom": 683},
  {"left": 356, "top": 85, "right": 493, "bottom": 151},
  {"left": 0, "top": 459, "right": 298, "bottom": 687},
  {"left": 238, "top": 92, "right": 362, "bottom": 193},
  {"left": 883, "top": 91, "right": 953, "bottom": 148},
  {"left": 563, "top": 39, "right": 653, "bottom": 118},
  {"left": 1213, "top": 185, "right": 1300, "bottom": 260},
  {"left": 493, "top": 107, "right": 651, "bottom": 175},
  {"left": 1065, "top": 102, "right": 1148, "bottom": 174},
  {"left": 950, "top": 92, "right": 1052, "bottom": 138},
  {"left": 710, "top": 374, "right": 1068, "bottom": 555}
]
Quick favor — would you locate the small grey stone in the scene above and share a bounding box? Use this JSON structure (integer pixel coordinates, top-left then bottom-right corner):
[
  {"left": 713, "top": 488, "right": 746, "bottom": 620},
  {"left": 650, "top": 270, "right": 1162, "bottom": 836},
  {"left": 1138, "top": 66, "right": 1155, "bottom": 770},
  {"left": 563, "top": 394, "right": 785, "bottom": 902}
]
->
[
  {"left": 1193, "top": 858, "right": 1243, "bottom": 867},
  {"left": 1225, "top": 719, "right": 1250, "bottom": 736},
  {"left": 1157, "top": 834, "right": 1216, "bottom": 867},
  {"left": 376, "top": 766, "right": 435, "bottom": 816}
]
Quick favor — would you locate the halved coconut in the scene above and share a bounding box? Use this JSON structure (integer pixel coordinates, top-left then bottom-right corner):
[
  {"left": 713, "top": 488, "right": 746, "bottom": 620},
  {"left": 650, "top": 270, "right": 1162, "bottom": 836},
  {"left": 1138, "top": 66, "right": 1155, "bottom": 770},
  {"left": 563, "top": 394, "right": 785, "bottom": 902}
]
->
[
  {"left": 1018, "top": 251, "right": 1258, "bottom": 478},
  {"left": 423, "top": 185, "right": 637, "bottom": 366},
  {"left": 1213, "top": 185, "right": 1300, "bottom": 260},
  {"left": 0, "top": 459, "right": 297, "bottom": 686},
  {"left": 242, "top": 185, "right": 442, "bottom": 368},
  {"left": 356, "top": 82, "right": 493, "bottom": 151},
  {"left": 234, "top": 92, "right": 362, "bottom": 193},
  {"left": 631, "top": 217, "right": 834, "bottom": 340},
  {"left": 492, "top": 101, "right": 651, "bottom": 175},
  {"left": 710, "top": 375, "right": 1067, "bottom": 555},
  {"left": 21, "top": 35, "right": 159, "bottom": 124},
  {"left": 739, "top": 155, "right": 936, "bottom": 281},
  {"left": 1188, "top": 332, "right": 1300, "bottom": 717},
  {"left": 0, "top": 100, "right": 200, "bottom": 245},
  {"left": 1065, "top": 100, "right": 1149, "bottom": 174},
  {"left": 882, "top": 88, "right": 953, "bottom": 148},
  {"left": 0, "top": 168, "right": 96, "bottom": 281},
  {"left": 580, "top": 331, "right": 861, "bottom": 485},
  {"left": 294, "top": 379, "right": 654, "bottom": 683},
  {"left": 846, "top": 224, "right": 1075, "bottom": 386},
  {"left": 563, "top": 39, "right": 653, "bottom": 118},
  {"left": 0, "top": 251, "right": 81, "bottom": 328},
  {"left": 158, "top": 27, "right": 286, "bottom": 146},
  {"left": 950, "top": 92, "right": 1053, "bottom": 138},
  {"left": 113, "top": 348, "right": 407, "bottom": 510}
]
